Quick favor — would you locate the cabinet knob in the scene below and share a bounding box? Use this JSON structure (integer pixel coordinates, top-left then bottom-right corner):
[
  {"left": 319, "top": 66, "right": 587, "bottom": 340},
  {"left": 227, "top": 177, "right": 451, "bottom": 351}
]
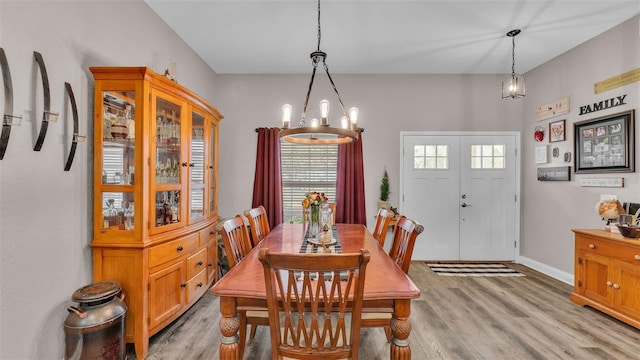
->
[
  {"left": 197, "top": 282, "right": 203, "bottom": 288},
  {"left": 606, "top": 281, "right": 613, "bottom": 287},
  {"left": 588, "top": 244, "right": 595, "bottom": 249},
  {"left": 180, "top": 283, "right": 186, "bottom": 288},
  {"left": 210, "top": 231, "right": 215, "bottom": 235},
  {"left": 189, "top": 163, "right": 194, "bottom": 167},
  {"left": 208, "top": 263, "right": 213, "bottom": 267},
  {"left": 197, "top": 261, "right": 203, "bottom": 266},
  {"left": 177, "top": 245, "right": 184, "bottom": 252},
  {"left": 181, "top": 162, "right": 188, "bottom": 167},
  {"left": 635, "top": 255, "right": 640, "bottom": 261},
  {"left": 613, "top": 283, "right": 620, "bottom": 289}
]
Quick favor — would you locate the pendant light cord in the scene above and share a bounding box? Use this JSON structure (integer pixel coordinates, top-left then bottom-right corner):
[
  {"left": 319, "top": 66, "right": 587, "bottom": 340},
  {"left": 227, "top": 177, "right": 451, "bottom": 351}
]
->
[{"left": 511, "top": 35, "right": 516, "bottom": 76}]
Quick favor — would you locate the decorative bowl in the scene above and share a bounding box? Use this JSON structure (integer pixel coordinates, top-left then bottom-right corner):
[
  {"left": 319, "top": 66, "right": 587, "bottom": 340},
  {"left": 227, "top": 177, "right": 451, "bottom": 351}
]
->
[{"left": 615, "top": 224, "right": 640, "bottom": 238}]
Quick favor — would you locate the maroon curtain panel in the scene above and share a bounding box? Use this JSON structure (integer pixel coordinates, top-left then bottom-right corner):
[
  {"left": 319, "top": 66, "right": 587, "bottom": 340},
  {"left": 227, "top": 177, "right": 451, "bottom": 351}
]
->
[
  {"left": 252, "top": 127, "right": 283, "bottom": 228},
  {"left": 335, "top": 132, "right": 367, "bottom": 225}
]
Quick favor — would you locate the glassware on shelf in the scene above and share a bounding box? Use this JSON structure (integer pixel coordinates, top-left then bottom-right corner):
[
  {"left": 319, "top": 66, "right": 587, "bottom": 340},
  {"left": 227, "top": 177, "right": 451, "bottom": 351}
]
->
[
  {"left": 124, "top": 105, "right": 135, "bottom": 140},
  {"left": 124, "top": 200, "right": 134, "bottom": 231},
  {"left": 110, "top": 110, "right": 128, "bottom": 140},
  {"left": 103, "top": 110, "right": 112, "bottom": 140},
  {"left": 155, "top": 191, "right": 180, "bottom": 227}
]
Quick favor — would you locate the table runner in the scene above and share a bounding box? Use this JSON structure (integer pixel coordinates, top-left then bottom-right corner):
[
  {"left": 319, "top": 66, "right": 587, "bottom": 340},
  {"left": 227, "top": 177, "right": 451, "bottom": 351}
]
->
[
  {"left": 299, "top": 225, "right": 342, "bottom": 254},
  {"left": 298, "top": 225, "right": 347, "bottom": 280}
]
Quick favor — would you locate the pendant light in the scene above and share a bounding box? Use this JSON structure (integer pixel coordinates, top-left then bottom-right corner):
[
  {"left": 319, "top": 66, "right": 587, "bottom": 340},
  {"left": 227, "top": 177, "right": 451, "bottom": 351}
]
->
[
  {"left": 279, "top": 0, "right": 360, "bottom": 144},
  {"left": 502, "top": 29, "right": 526, "bottom": 99}
]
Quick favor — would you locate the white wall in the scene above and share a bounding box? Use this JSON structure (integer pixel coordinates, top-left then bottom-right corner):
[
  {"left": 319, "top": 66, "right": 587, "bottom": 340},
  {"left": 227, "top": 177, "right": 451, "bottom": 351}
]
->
[
  {"left": 520, "top": 15, "right": 640, "bottom": 277},
  {"left": 0, "top": 1, "right": 218, "bottom": 358}
]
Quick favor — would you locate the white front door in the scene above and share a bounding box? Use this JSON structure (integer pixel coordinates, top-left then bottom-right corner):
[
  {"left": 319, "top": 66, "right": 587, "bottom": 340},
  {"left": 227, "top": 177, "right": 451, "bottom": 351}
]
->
[{"left": 400, "top": 132, "right": 520, "bottom": 261}]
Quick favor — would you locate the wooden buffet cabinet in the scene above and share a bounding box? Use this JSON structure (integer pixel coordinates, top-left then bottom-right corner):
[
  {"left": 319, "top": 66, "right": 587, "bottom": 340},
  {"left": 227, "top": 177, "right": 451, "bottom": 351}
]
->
[
  {"left": 571, "top": 229, "right": 640, "bottom": 329},
  {"left": 89, "top": 67, "right": 223, "bottom": 359}
]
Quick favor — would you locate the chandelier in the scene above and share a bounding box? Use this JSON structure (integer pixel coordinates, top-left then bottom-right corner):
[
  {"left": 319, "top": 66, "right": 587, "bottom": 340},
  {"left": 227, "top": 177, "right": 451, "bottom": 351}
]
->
[
  {"left": 279, "top": 0, "right": 359, "bottom": 145},
  {"left": 502, "top": 29, "right": 526, "bottom": 99}
]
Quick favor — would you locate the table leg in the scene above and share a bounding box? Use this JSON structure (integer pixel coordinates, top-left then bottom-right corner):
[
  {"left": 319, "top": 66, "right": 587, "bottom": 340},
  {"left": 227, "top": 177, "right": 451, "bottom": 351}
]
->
[
  {"left": 390, "top": 299, "right": 411, "bottom": 360},
  {"left": 219, "top": 297, "right": 241, "bottom": 360}
]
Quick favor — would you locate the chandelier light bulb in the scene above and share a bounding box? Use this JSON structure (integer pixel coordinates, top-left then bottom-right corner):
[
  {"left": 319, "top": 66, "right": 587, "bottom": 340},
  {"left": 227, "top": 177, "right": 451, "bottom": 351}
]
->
[
  {"left": 340, "top": 116, "right": 349, "bottom": 129},
  {"left": 348, "top": 107, "right": 359, "bottom": 130},
  {"left": 319, "top": 99, "right": 330, "bottom": 125},
  {"left": 282, "top": 104, "right": 292, "bottom": 129},
  {"left": 310, "top": 118, "right": 319, "bottom": 127}
]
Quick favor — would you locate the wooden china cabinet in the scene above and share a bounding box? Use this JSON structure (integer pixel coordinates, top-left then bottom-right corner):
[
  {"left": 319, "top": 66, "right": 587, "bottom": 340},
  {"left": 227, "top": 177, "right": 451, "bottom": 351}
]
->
[{"left": 90, "top": 67, "right": 223, "bottom": 359}]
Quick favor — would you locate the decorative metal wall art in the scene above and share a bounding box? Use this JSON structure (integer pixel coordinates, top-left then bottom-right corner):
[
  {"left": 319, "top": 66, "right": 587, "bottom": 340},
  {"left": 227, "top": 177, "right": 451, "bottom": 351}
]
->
[
  {"left": 33, "top": 51, "right": 58, "bottom": 151},
  {"left": 0, "top": 47, "right": 22, "bottom": 160},
  {"left": 64, "top": 82, "right": 85, "bottom": 171}
]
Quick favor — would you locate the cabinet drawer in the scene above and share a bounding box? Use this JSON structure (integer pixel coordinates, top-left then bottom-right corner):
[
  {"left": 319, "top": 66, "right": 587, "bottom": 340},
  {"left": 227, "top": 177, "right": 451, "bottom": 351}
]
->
[
  {"left": 577, "top": 236, "right": 640, "bottom": 265},
  {"left": 186, "top": 248, "right": 207, "bottom": 279},
  {"left": 199, "top": 224, "right": 216, "bottom": 247},
  {"left": 186, "top": 268, "right": 208, "bottom": 303},
  {"left": 149, "top": 233, "right": 198, "bottom": 268}
]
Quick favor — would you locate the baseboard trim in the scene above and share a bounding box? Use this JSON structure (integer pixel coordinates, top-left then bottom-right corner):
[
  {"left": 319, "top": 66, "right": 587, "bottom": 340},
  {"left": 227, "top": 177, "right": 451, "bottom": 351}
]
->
[{"left": 516, "top": 256, "right": 574, "bottom": 286}]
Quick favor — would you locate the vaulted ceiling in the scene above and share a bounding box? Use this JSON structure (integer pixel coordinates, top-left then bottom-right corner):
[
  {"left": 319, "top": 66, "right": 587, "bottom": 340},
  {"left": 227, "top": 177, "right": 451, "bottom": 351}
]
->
[{"left": 145, "top": 0, "right": 640, "bottom": 75}]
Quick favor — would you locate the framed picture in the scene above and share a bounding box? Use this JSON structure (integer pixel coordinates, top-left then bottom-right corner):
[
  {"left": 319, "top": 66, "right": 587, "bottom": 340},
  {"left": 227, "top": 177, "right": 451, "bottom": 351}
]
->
[
  {"left": 574, "top": 109, "right": 635, "bottom": 173},
  {"left": 549, "top": 119, "right": 566, "bottom": 142}
]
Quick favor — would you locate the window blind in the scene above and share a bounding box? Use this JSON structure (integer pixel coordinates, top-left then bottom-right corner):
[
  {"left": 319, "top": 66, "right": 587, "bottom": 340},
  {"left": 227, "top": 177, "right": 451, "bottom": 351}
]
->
[{"left": 280, "top": 143, "right": 338, "bottom": 223}]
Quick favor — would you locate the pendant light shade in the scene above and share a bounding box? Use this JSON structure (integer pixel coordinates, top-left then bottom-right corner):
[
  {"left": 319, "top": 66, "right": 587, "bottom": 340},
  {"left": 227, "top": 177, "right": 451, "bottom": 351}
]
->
[{"left": 502, "top": 29, "right": 526, "bottom": 99}]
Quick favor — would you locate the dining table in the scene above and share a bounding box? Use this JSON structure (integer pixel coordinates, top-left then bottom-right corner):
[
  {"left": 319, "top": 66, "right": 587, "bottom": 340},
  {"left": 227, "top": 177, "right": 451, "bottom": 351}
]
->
[{"left": 210, "top": 223, "right": 421, "bottom": 359}]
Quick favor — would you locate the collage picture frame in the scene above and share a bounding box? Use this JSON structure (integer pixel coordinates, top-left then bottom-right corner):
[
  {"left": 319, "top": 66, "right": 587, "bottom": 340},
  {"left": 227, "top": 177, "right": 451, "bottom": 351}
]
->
[{"left": 573, "top": 110, "right": 635, "bottom": 173}]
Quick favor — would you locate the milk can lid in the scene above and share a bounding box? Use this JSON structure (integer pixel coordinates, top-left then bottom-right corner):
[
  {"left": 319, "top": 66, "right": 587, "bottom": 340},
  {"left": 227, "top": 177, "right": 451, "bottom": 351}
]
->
[{"left": 71, "top": 281, "right": 122, "bottom": 305}]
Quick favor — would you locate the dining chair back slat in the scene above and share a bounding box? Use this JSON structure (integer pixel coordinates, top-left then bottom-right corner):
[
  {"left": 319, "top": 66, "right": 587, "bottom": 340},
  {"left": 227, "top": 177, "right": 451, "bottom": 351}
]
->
[
  {"left": 372, "top": 208, "right": 393, "bottom": 248},
  {"left": 259, "top": 248, "right": 370, "bottom": 360},
  {"left": 244, "top": 205, "right": 271, "bottom": 248},
  {"left": 216, "top": 215, "right": 253, "bottom": 269},
  {"left": 388, "top": 215, "right": 424, "bottom": 274}
]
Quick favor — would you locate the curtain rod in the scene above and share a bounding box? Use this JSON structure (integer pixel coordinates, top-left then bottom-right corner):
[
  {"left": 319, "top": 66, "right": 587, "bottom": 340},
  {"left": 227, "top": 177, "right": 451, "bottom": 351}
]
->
[{"left": 255, "top": 128, "right": 364, "bottom": 133}]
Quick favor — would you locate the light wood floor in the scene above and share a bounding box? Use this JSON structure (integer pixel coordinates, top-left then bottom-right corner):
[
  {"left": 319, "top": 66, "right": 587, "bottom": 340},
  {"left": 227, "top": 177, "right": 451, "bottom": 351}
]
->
[{"left": 126, "top": 263, "right": 640, "bottom": 359}]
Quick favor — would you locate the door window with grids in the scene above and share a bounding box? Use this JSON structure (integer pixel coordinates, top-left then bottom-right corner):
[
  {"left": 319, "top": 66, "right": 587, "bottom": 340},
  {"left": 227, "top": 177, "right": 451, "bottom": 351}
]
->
[
  {"left": 470, "top": 144, "right": 505, "bottom": 169},
  {"left": 280, "top": 143, "right": 337, "bottom": 223}
]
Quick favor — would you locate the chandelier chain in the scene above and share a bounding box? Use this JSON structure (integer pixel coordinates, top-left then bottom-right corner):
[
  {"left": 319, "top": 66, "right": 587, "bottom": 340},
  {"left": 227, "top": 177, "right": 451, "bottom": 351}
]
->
[
  {"left": 300, "top": 0, "right": 350, "bottom": 124},
  {"left": 316, "top": 0, "right": 321, "bottom": 51}
]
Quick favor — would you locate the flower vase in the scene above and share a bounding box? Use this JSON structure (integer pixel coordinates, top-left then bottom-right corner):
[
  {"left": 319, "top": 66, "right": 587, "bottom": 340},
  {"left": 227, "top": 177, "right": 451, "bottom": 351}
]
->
[{"left": 308, "top": 204, "right": 320, "bottom": 239}]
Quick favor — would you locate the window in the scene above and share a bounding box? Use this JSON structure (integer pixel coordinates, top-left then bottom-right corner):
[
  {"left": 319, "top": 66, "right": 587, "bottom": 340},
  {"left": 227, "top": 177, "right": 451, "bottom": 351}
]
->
[
  {"left": 413, "top": 145, "right": 448, "bottom": 169},
  {"left": 281, "top": 143, "right": 338, "bottom": 223},
  {"left": 471, "top": 144, "right": 505, "bottom": 169}
]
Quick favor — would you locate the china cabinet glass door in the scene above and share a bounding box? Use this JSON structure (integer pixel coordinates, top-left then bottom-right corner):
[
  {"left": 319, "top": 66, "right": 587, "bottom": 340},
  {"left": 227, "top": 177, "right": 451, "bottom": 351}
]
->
[
  {"left": 152, "top": 92, "right": 184, "bottom": 232},
  {"left": 189, "top": 110, "right": 205, "bottom": 222},
  {"left": 101, "top": 90, "right": 136, "bottom": 232},
  {"left": 208, "top": 120, "right": 217, "bottom": 215}
]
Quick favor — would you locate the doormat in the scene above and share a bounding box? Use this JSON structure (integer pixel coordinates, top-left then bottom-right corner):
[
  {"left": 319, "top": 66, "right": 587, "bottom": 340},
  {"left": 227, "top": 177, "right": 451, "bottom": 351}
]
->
[{"left": 426, "top": 263, "right": 525, "bottom": 277}]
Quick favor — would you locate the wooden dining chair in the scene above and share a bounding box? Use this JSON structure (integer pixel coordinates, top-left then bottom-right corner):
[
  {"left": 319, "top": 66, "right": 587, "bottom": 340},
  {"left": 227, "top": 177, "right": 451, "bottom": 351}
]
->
[
  {"left": 372, "top": 208, "right": 393, "bottom": 248},
  {"left": 258, "top": 248, "right": 370, "bottom": 360},
  {"left": 244, "top": 205, "right": 271, "bottom": 248},
  {"left": 215, "top": 215, "right": 269, "bottom": 351},
  {"left": 361, "top": 215, "right": 424, "bottom": 341}
]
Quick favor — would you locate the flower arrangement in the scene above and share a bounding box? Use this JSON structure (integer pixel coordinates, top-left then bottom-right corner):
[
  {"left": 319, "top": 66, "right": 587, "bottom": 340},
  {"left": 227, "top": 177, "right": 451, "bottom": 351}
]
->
[{"left": 302, "top": 191, "right": 329, "bottom": 208}]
